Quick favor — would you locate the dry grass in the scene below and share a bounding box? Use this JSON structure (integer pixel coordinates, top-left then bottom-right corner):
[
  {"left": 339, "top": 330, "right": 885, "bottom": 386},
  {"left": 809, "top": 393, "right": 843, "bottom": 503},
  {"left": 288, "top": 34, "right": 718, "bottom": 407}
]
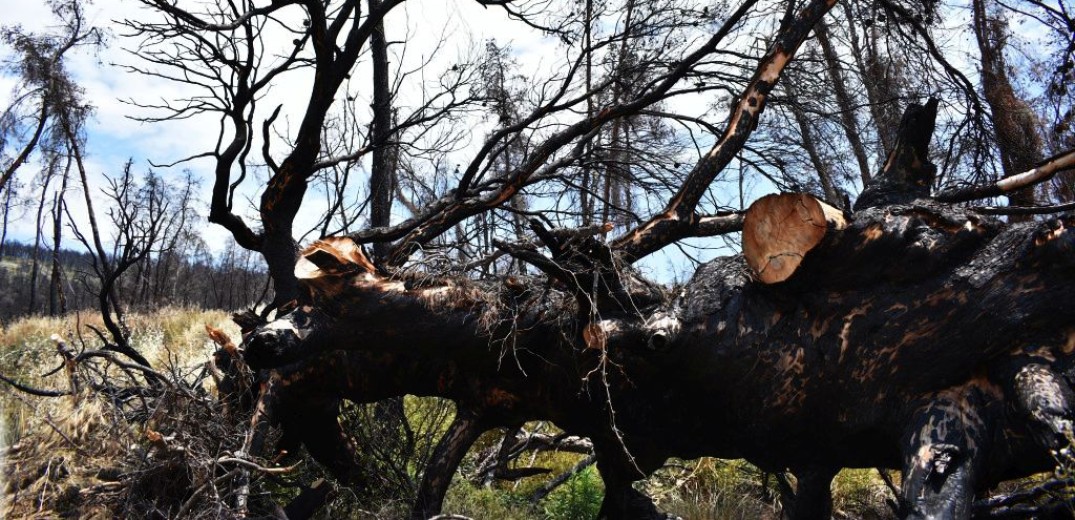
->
[
  {"left": 0, "top": 307, "right": 245, "bottom": 519},
  {"left": 652, "top": 458, "right": 782, "bottom": 520},
  {"left": 830, "top": 469, "right": 898, "bottom": 519},
  {"left": 2, "top": 392, "right": 133, "bottom": 518},
  {"left": 0, "top": 307, "right": 237, "bottom": 375}
]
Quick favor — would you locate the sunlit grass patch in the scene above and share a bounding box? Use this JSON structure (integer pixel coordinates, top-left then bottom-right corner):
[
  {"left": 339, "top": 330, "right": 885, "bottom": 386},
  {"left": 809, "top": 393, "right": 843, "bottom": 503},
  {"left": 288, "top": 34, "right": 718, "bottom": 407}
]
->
[
  {"left": 654, "top": 458, "right": 780, "bottom": 520},
  {"left": 2, "top": 391, "right": 135, "bottom": 518},
  {"left": 0, "top": 307, "right": 248, "bottom": 517},
  {"left": 831, "top": 468, "right": 897, "bottom": 519},
  {"left": 441, "top": 479, "right": 536, "bottom": 519}
]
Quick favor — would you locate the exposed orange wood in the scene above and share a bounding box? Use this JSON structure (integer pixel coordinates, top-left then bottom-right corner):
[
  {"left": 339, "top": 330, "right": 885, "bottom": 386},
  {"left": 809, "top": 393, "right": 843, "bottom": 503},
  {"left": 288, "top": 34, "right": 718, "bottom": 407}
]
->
[{"left": 742, "top": 193, "right": 846, "bottom": 284}]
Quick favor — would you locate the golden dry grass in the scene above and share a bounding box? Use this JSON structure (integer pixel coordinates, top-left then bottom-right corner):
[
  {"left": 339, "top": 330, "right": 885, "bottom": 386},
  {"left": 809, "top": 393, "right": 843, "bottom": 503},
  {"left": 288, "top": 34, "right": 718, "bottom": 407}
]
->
[
  {"left": 0, "top": 306, "right": 239, "bottom": 372},
  {"left": 0, "top": 307, "right": 243, "bottom": 518}
]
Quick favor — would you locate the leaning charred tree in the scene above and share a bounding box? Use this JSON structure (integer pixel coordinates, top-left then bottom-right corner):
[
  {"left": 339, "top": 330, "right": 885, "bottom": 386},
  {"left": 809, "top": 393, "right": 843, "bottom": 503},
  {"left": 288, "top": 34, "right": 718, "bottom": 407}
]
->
[{"left": 245, "top": 100, "right": 1075, "bottom": 520}]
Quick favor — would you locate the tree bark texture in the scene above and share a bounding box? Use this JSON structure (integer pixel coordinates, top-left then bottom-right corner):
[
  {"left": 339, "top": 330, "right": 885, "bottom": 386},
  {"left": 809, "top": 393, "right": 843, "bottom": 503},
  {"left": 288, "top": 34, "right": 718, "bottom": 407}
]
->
[
  {"left": 242, "top": 103, "right": 1075, "bottom": 519},
  {"left": 245, "top": 206, "right": 1075, "bottom": 518},
  {"left": 972, "top": 0, "right": 1045, "bottom": 217},
  {"left": 368, "top": 0, "right": 396, "bottom": 262}
]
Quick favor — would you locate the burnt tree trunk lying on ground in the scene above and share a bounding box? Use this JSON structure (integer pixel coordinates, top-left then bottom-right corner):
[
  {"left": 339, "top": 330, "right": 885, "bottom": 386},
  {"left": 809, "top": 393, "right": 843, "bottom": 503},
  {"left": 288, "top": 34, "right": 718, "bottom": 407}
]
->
[
  {"left": 242, "top": 103, "right": 1075, "bottom": 520},
  {"left": 245, "top": 210, "right": 1075, "bottom": 519}
]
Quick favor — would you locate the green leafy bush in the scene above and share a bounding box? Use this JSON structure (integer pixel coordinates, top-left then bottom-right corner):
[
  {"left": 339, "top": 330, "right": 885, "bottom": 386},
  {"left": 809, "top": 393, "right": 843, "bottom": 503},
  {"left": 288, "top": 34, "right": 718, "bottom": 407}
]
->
[{"left": 542, "top": 466, "right": 603, "bottom": 520}]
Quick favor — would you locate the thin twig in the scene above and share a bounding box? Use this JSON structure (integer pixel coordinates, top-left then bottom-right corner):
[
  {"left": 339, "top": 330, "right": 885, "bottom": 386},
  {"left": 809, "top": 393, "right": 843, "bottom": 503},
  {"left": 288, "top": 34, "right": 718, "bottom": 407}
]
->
[
  {"left": 173, "top": 468, "right": 242, "bottom": 520},
  {"left": 216, "top": 457, "right": 301, "bottom": 474}
]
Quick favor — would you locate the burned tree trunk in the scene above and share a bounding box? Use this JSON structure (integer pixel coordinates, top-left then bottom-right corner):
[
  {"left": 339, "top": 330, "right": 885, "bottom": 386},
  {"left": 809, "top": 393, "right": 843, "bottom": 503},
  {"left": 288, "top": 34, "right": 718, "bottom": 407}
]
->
[
  {"left": 241, "top": 101, "right": 1075, "bottom": 520},
  {"left": 245, "top": 223, "right": 1075, "bottom": 517}
]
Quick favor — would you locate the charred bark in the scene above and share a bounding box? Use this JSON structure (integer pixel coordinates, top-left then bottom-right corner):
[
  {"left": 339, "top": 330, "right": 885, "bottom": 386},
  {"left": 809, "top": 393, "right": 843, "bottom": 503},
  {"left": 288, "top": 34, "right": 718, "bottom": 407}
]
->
[
  {"left": 246, "top": 212, "right": 1075, "bottom": 518},
  {"left": 241, "top": 102, "right": 1075, "bottom": 520},
  {"left": 781, "top": 468, "right": 837, "bottom": 520},
  {"left": 368, "top": 0, "right": 396, "bottom": 262},
  {"left": 855, "top": 98, "right": 938, "bottom": 210},
  {"left": 411, "top": 409, "right": 487, "bottom": 520}
]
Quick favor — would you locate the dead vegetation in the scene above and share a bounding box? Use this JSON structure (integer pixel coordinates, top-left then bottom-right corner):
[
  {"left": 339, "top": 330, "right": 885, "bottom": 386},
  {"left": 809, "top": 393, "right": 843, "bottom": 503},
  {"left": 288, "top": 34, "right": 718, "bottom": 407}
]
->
[{"left": 0, "top": 308, "right": 287, "bottom": 519}]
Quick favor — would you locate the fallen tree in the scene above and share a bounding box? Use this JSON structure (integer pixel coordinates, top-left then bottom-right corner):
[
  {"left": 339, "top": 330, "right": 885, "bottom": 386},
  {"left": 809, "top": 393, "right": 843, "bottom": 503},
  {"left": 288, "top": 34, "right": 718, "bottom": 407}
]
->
[
  {"left": 245, "top": 99, "right": 1075, "bottom": 519},
  {"left": 8, "top": 0, "right": 1072, "bottom": 517}
]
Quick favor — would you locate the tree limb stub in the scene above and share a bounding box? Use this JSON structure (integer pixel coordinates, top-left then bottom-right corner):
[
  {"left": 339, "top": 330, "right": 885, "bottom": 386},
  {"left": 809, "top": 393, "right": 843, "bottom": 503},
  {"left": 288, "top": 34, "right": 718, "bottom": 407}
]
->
[
  {"left": 855, "top": 98, "right": 939, "bottom": 210},
  {"left": 742, "top": 193, "right": 847, "bottom": 284}
]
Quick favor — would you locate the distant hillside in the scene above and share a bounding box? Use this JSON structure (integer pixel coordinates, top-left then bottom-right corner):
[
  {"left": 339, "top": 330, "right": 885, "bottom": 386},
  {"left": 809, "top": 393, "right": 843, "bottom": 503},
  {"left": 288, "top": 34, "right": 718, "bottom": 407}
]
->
[{"left": 0, "top": 239, "right": 268, "bottom": 322}]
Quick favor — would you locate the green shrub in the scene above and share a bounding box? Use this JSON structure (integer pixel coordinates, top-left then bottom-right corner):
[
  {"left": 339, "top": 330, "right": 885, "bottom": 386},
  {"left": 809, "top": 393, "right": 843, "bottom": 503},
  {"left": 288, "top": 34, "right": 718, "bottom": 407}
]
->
[{"left": 542, "top": 466, "right": 603, "bottom": 520}]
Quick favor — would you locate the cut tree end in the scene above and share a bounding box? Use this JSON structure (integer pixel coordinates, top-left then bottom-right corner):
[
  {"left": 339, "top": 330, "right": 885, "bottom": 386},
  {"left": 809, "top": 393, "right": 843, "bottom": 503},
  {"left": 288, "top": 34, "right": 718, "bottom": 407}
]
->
[{"left": 743, "top": 193, "right": 847, "bottom": 284}]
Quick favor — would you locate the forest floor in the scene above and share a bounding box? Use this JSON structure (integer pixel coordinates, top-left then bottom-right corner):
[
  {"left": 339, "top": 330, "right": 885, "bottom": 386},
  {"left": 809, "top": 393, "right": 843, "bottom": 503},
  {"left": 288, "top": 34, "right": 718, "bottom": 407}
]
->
[{"left": 0, "top": 307, "right": 904, "bottom": 518}]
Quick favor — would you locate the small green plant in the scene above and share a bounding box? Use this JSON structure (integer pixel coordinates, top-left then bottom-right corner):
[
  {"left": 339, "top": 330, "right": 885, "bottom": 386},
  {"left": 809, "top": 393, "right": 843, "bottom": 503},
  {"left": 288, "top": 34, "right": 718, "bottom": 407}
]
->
[{"left": 542, "top": 465, "right": 603, "bottom": 520}]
